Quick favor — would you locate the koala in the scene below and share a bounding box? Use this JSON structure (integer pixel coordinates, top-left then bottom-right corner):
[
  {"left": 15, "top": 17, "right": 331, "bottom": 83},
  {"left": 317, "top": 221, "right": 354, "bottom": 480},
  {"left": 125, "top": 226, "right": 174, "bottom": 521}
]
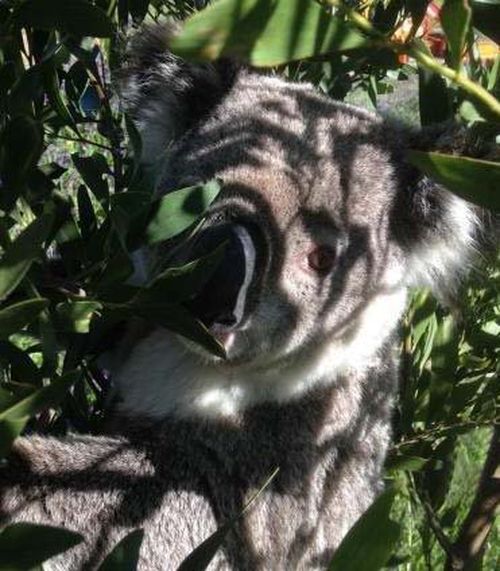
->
[{"left": 0, "top": 25, "right": 481, "bottom": 571}]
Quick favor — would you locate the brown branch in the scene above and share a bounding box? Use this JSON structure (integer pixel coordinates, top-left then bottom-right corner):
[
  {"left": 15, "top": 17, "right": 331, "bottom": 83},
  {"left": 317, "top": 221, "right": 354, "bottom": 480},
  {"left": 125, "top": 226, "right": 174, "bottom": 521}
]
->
[{"left": 445, "top": 425, "right": 500, "bottom": 570}]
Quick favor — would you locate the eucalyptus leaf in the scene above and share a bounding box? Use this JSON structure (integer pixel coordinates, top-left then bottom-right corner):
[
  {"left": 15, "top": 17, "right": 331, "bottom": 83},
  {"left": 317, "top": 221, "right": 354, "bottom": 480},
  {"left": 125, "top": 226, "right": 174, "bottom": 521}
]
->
[
  {"left": 56, "top": 301, "right": 103, "bottom": 334},
  {"left": 178, "top": 467, "right": 279, "bottom": 570},
  {"left": 0, "top": 116, "right": 43, "bottom": 208},
  {"left": 0, "top": 415, "right": 28, "bottom": 458},
  {"left": 130, "top": 302, "right": 226, "bottom": 359},
  {"left": 408, "top": 151, "right": 500, "bottom": 212},
  {"left": 171, "top": 0, "right": 370, "bottom": 66},
  {"left": 98, "top": 529, "right": 144, "bottom": 571},
  {"left": 0, "top": 299, "right": 49, "bottom": 340},
  {"left": 418, "top": 66, "right": 451, "bottom": 126},
  {"left": 0, "top": 212, "right": 54, "bottom": 300},
  {"left": 14, "top": 0, "right": 114, "bottom": 38},
  {"left": 328, "top": 488, "right": 401, "bottom": 571},
  {"left": 0, "top": 523, "right": 83, "bottom": 570},
  {"left": 440, "top": 0, "right": 472, "bottom": 70},
  {"left": 0, "top": 370, "right": 81, "bottom": 422},
  {"left": 144, "top": 181, "right": 221, "bottom": 245},
  {"left": 136, "top": 242, "right": 226, "bottom": 304},
  {"left": 0, "top": 340, "right": 42, "bottom": 385}
]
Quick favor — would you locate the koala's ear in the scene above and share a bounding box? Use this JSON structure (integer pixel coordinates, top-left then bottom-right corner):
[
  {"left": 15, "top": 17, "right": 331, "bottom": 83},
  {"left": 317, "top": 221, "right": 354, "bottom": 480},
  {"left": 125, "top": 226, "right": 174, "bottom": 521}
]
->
[
  {"left": 392, "top": 125, "right": 486, "bottom": 299},
  {"left": 117, "top": 24, "right": 239, "bottom": 164}
]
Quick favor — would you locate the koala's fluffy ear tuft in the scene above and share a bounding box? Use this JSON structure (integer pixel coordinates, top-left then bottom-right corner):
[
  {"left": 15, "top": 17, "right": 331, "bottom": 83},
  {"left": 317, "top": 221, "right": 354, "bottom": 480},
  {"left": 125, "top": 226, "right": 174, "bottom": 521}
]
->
[
  {"left": 117, "top": 24, "right": 239, "bottom": 164},
  {"left": 393, "top": 124, "right": 491, "bottom": 300}
]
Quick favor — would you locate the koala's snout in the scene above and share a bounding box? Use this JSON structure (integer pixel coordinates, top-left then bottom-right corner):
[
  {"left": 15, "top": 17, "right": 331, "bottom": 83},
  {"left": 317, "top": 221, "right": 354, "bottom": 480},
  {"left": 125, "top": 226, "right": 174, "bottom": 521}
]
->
[{"left": 186, "top": 224, "right": 256, "bottom": 330}]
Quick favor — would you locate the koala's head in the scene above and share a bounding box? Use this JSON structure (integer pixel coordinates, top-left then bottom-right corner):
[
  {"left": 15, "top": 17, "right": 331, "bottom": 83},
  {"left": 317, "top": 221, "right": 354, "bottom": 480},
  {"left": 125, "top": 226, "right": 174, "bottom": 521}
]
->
[{"left": 117, "top": 26, "right": 479, "bottom": 414}]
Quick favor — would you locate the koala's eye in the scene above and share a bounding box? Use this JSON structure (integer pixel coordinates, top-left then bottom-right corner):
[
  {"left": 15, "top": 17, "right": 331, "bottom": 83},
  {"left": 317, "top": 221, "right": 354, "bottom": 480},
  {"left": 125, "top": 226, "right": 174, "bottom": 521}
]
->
[{"left": 307, "top": 245, "right": 336, "bottom": 275}]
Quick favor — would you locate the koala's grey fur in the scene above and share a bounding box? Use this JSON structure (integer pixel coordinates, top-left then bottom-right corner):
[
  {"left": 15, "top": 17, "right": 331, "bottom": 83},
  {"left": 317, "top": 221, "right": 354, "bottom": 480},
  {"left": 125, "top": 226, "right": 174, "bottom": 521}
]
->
[{"left": 0, "top": 25, "right": 481, "bottom": 570}]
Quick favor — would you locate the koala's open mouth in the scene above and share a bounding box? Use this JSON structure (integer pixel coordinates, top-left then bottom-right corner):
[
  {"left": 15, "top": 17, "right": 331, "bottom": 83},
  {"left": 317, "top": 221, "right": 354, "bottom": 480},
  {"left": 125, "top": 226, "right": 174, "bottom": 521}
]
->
[{"left": 185, "top": 224, "right": 256, "bottom": 343}]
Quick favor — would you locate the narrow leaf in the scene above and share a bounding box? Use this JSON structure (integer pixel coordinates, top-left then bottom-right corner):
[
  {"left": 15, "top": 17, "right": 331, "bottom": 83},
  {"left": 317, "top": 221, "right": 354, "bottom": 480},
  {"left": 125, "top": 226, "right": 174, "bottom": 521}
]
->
[
  {"left": 144, "top": 181, "right": 221, "bottom": 245},
  {"left": 98, "top": 529, "right": 144, "bottom": 571},
  {"left": 0, "top": 370, "right": 81, "bottom": 422},
  {"left": 14, "top": 0, "right": 114, "bottom": 38},
  {"left": 0, "top": 415, "right": 28, "bottom": 458},
  {"left": 328, "top": 488, "right": 401, "bottom": 571},
  {"left": 0, "top": 116, "right": 43, "bottom": 208},
  {"left": 56, "top": 301, "right": 103, "bottom": 333},
  {"left": 418, "top": 66, "right": 451, "bottom": 125},
  {"left": 136, "top": 243, "right": 226, "bottom": 304},
  {"left": 130, "top": 302, "right": 226, "bottom": 359},
  {"left": 0, "top": 299, "right": 49, "bottom": 339},
  {"left": 408, "top": 151, "right": 500, "bottom": 212},
  {"left": 440, "top": 0, "right": 472, "bottom": 70},
  {"left": 178, "top": 467, "right": 279, "bottom": 571},
  {"left": 171, "top": 0, "right": 370, "bottom": 67},
  {"left": 0, "top": 523, "right": 83, "bottom": 570},
  {"left": 0, "top": 212, "right": 54, "bottom": 300}
]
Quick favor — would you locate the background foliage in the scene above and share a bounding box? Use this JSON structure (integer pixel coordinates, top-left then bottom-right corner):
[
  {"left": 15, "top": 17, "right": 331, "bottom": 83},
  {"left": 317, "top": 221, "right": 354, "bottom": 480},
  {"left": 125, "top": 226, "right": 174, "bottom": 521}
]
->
[{"left": 0, "top": 0, "right": 498, "bottom": 569}]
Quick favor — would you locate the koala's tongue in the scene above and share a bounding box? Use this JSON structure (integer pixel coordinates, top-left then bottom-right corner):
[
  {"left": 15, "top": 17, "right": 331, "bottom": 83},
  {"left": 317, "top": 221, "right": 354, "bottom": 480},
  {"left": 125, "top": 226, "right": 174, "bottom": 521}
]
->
[{"left": 186, "top": 225, "right": 255, "bottom": 329}]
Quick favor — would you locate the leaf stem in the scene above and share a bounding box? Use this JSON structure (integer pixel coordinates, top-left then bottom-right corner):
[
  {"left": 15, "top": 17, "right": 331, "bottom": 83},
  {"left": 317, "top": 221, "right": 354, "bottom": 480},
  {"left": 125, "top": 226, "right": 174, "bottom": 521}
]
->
[{"left": 323, "top": 0, "right": 500, "bottom": 119}]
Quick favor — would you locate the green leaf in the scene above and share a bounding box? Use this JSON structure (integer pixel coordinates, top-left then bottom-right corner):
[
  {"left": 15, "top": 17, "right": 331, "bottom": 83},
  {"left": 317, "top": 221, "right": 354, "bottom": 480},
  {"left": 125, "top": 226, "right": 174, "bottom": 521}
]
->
[
  {"left": 72, "top": 153, "right": 110, "bottom": 207},
  {"left": 178, "top": 467, "right": 279, "bottom": 571},
  {"left": 98, "top": 529, "right": 144, "bottom": 571},
  {"left": 56, "top": 301, "right": 103, "bottom": 333},
  {"left": 471, "top": 0, "right": 500, "bottom": 43},
  {"left": 130, "top": 302, "right": 226, "bottom": 359},
  {"left": 0, "top": 116, "right": 43, "bottom": 208},
  {"left": 328, "top": 488, "right": 401, "bottom": 571},
  {"left": 0, "top": 340, "right": 42, "bottom": 385},
  {"left": 418, "top": 66, "right": 451, "bottom": 126},
  {"left": 0, "top": 299, "right": 49, "bottom": 339},
  {"left": 43, "top": 64, "right": 79, "bottom": 133},
  {"left": 0, "top": 369, "right": 81, "bottom": 422},
  {"left": 136, "top": 242, "right": 226, "bottom": 304},
  {"left": 129, "top": 0, "right": 150, "bottom": 23},
  {"left": 440, "top": 0, "right": 472, "bottom": 70},
  {"left": 171, "top": 0, "right": 370, "bottom": 67},
  {"left": 77, "top": 185, "right": 98, "bottom": 240},
  {"left": 144, "top": 181, "right": 221, "bottom": 245},
  {"left": 407, "top": 151, "right": 500, "bottom": 212},
  {"left": 0, "top": 415, "right": 28, "bottom": 458},
  {"left": 0, "top": 523, "right": 83, "bottom": 570},
  {"left": 385, "top": 453, "right": 429, "bottom": 473},
  {"left": 110, "top": 192, "right": 151, "bottom": 250},
  {"left": 0, "top": 211, "right": 54, "bottom": 300},
  {"left": 14, "top": 0, "right": 114, "bottom": 38}
]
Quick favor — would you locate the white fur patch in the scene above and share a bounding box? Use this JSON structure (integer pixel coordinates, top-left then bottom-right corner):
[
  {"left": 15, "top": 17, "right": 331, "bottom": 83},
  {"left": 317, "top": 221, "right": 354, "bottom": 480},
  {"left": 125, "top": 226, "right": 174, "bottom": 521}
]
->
[
  {"left": 113, "top": 280, "right": 406, "bottom": 420},
  {"left": 406, "top": 194, "right": 478, "bottom": 294}
]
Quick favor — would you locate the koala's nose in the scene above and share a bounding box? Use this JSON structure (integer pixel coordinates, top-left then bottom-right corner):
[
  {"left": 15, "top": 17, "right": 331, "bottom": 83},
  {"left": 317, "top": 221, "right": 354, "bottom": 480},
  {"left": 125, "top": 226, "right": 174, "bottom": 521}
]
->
[{"left": 185, "top": 224, "right": 256, "bottom": 328}]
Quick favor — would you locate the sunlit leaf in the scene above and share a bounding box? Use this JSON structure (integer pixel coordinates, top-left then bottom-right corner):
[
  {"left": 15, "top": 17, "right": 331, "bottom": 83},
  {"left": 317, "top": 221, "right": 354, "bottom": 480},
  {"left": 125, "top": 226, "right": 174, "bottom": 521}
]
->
[
  {"left": 171, "top": 0, "right": 370, "bottom": 66},
  {"left": 408, "top": 151, "right": 500, "bottom": 212},
  {"left": 144, "top": 181, "right": 221, "bottom": 245},
  {"left": 56, "top": 301, "right": 103, "bottom": 333},
  {"left": 441, "top": 0, "right": 472, "bottom": 70}
]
